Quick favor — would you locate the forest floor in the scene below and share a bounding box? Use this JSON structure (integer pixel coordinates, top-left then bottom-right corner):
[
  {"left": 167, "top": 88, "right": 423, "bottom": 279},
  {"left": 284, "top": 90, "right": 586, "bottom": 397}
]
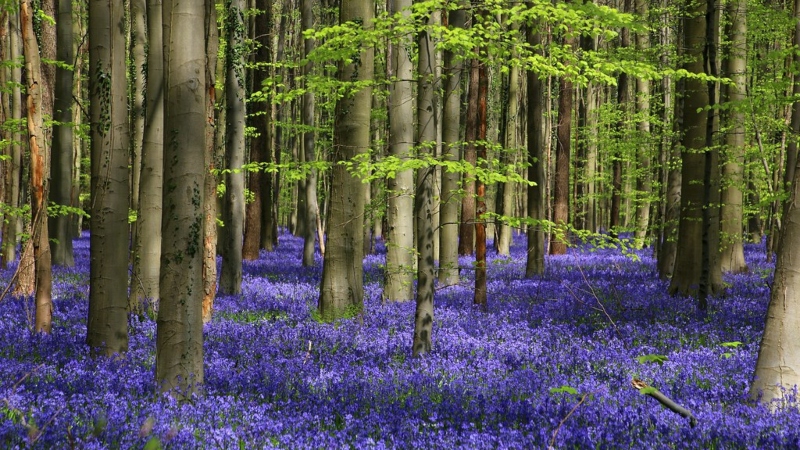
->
[{"left": 0, "top": 232, "right": 797, "bottom": 448}]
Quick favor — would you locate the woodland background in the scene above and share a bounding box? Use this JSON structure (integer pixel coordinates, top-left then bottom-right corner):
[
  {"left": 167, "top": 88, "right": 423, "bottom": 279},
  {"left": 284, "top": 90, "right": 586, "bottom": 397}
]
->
[{"left": 2, "top": 0, "right": 800, "bottom": 436}]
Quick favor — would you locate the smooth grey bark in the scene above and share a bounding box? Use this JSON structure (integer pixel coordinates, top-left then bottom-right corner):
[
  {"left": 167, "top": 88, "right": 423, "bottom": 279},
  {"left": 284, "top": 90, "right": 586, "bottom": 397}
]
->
[
  {"left": 525, "top": 29, "right": 546, "bottom": 277},
  {"left": 720, "top": 0, "right": 747, "bottom": 273},
  {"left": 633, "top": 0, "right": 651, "bottom": 249},
  {"left": 1, "top": 10, "right": 22, "bottom": 268},
  {"left": 497, "top": 53, "right": 520, "bottom": 257},
  {"left": 131, "top": 0, "right": 164, "bottom": 310},
  {"left": 750, "top": 176, "right": 800, "bottom": 405},
  {"left": 657, "top": 7, "right": 678, "bottom": 279},
  {"left": 301, "top": 0, "right": 318, "bottom": 267},
  {"left": 220, "top": 0, "right": 247, "bottom": 295},
  {"left": 384, "top": 0, "right": 415, "bottom": 301},
  {"left": 87, "top": 0, "right": 130, "bottom": 353},
  {"left": 157, "top": 0, "right": 207, "bottom": 395},
  {"left": 129, "top": 0, "right": 146, "bottom": 254},
  {"left": 438, "top": 6, "right": 465, "bottom": 286},
  {"left": 318, "top": 0, "right": 374, "bottom": 321},
  {"left": 49, "top": 0, "right": 75, "bottom": 267},
  {"left": 585, "top": 82, "right": 598, "bottom": 233}
]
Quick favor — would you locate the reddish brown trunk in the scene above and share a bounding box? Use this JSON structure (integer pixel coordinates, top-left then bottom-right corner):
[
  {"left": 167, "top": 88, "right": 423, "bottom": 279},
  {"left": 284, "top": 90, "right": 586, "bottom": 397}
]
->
[
  {"left": 474, "top": 54, "right": 488, "bottom": 310},
  {"left": 20, "top": 0, "right": 52, "bottom": 332},
  {"left": 551, "top": 75, "right": 573, "bottom": 255},
  {"left": 459, "top": 58, "right": 479, "bottom": 256}
]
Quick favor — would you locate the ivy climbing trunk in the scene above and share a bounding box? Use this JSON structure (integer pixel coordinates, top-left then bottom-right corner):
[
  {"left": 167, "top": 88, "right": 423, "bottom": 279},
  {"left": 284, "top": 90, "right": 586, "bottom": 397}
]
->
[
  {"left": 220, "top": 0, "right": 247, "bottom": 295},
  {"left": 157, "top": 0, "right": 207, "bottom": 395},
  {"left": 318, "top": 0, "right": 374, "bottom": 321},
  {"left": 87, "top": 0, "right": 130, "bottom": 353}
]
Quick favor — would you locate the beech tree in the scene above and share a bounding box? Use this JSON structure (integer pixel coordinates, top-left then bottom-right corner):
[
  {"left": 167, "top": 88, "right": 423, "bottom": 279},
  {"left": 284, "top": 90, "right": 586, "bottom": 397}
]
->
[
  {"left": 131, "top": 0, "right": 165, "bottom": 309},
  {"left": 220, "top": 0, "right": 247, "bottom": 295},
  {"left": 384, "top": 0, "right": 415, "bottom": 302},
  {"left": 318, "top": 0, "right": 374, "bottom": 321},
  {"left": 86, "top": 0, "right": 129, "bottom": 354},
  {"left": 157, "top": 0, "right": 208, "bottom": 394},
  {"left": 49, "top": 0, "right": 75, "bottom": 267}
]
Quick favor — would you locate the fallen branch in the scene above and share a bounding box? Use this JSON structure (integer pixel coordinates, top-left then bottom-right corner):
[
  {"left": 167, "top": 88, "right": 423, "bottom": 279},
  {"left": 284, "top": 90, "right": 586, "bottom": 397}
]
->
[{"left": 632, "top": 378, "right": 697, "bottom": 427}]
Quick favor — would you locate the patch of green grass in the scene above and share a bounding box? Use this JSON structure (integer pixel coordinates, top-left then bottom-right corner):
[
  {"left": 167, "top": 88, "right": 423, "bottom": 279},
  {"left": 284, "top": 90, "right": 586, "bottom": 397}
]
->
[{"left": 217, "top": 309, "right": 288, "bottom": 324}]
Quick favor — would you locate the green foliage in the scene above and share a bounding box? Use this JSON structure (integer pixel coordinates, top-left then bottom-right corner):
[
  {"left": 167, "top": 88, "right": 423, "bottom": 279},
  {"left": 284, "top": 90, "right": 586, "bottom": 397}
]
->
[
  {"left": 636, "top": 354, "right": 668, "bottom": 365},
  {"left": 549, "top": 385, "right": 579, "bottom": 395},
  {"left": 638, "top": 386, "right": 658, "bottom": 395}
]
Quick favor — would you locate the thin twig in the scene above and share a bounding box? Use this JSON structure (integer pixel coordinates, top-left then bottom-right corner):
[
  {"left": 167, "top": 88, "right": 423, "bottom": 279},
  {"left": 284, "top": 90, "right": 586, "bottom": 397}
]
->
[{"left": 549, "top": 391, "right": 591, "bottom": 449}]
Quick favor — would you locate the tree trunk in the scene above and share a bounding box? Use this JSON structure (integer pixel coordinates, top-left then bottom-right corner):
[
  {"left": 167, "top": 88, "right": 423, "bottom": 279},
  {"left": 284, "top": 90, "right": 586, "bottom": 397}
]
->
[
  {"left": 301, "top": 0, "right": 318, "bottom": 267},
  {"left": 130, "top": 0, "right": 164, "bottom": 310},
  {"left": 49, "top": 0, "right": 75, "bottom": 267},
  {"left": 751, "top": 29, "right": 800, "bottom": 398},
  {"left": 474, "top": 39, "right": 488, "bottom": 310},
  {"left": 497, "top": 50, "right": 519, "bottom": 257},
  {"left": 157, "top": 0, "right": 207, "bottom": 395},
  {"left": 318, "top": 0, "right": 373, "bottom": 321},
  {"left": 633, "top": 0, "right": 651, "bottom": 249},
  {"left": 459, "top": 58, "right": 479, "bottom": 256},
  {"left": 1, "top": 10, "right": 22, "bottom": 268},
  {"left": 526, "top": 29, "right": 547, "bottom": 277},
  {"left": 243, "top": 0, "right": 271, "bottom": 262},
  {"left": 220, "top": 0, "right": 247, "bottom": 295},
  {"left": 438, "top": 7, "right": 465, "bottom": 286},
  {"left": 384, "top": 0, "right": 415, "bottom": 301},
  {"left": 86, "top": 0, "right": 130, "bottom": 353},
  {"left": 668, "top": 0, "right": 722, "bottom": 298},
  {"left": 202, "top": 0, "right": 219, "bottom": 324},
  {"left": 551, "top": 71, "right": 574, "bottom": 254},
  {"left": 129, "top": 0, "right": 146, "bottom": 257},
  {"left": 20, "top": 0, "right": 53, "bottom": 333},
  {"left": 611, "top": 1, "right": 630, "bottom": 239},
  {"left": 720, "top": 0, "right": 748, "bottom": 273},
  {"left": 413, "top": 5, "right": 437, "bottom": 355}
]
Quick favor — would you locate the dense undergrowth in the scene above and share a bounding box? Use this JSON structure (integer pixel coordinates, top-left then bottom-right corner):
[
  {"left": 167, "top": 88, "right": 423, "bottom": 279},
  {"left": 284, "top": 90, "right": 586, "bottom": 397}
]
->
[{"left": 0, "top": 232, "right": 798, "bottom": 448}]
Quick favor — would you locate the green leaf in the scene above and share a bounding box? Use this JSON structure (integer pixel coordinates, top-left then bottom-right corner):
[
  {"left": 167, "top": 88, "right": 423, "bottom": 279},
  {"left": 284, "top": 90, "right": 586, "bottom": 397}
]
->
[
  {"left": 144, "top": 437, "right": 163, "bottom": 450},
  {"left": 721, "top": 341, "right": 743, "bottom": 348},
  {"left": 636, "top": 354, "right": 668, "bottom": 365},
  {"left": 549, "top": 385, "right": 579, "bottom": 395}
]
